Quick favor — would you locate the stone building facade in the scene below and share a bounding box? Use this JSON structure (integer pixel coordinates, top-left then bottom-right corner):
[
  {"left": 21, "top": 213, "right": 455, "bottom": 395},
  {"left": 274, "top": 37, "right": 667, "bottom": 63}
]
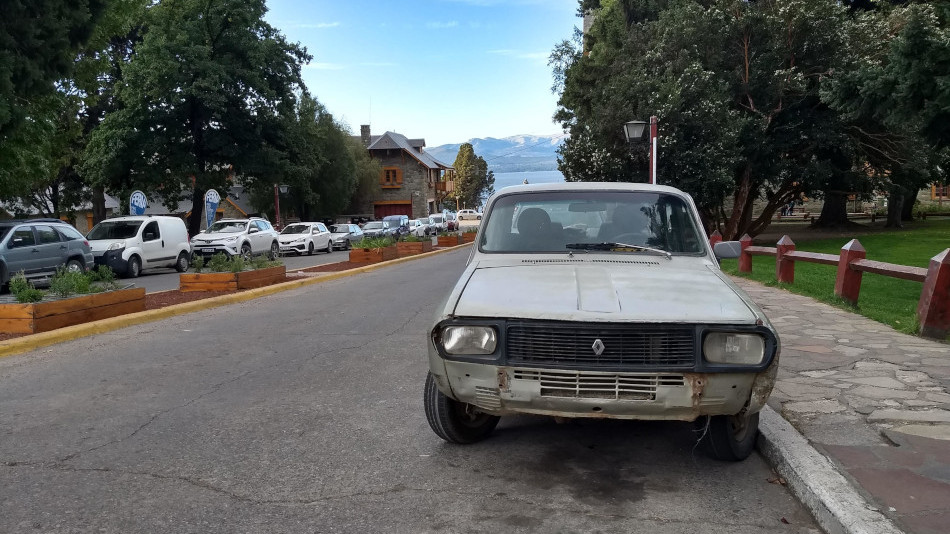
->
[{"left": 350, "top": 125, "right": 454, "bottom": 220}]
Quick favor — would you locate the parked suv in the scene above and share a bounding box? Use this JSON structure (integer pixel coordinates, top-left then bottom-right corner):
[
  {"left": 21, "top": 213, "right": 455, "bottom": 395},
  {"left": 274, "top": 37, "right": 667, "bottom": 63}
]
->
[
  {"left": 86, "top": 215, "right": 191, "bottom": 278},
  {"left": 382, "top": 215, "right": 410, "bottom": 238},
  {"left": 423, "top": 182, "right": 780, "bottom": 461},
  {"left": 0, "top": 219, "right": 93, "bottom": 291},
  {"left": 190, "top": 218, "right": 279, "bottom": 260}
]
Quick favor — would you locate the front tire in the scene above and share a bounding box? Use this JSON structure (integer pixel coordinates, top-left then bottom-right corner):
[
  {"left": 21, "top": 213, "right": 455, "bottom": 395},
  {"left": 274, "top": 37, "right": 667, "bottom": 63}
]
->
[
  {"left": 307, "top": 242, "right": 314, "bottom": 256},
  {"left": 325, "top": 240, "right": 332, "bottom": 254},
  {"left": 269, "top": 241, "right": 279, "bottom": 260},
  {"left": 65, "top": 258, "right": 84, "bottom": 273},
  {"left": 126, "top": 255, "right": 142, "bottom": 278},
  {"left": 424, "top": 373, "right": 499, "bottom": 444},
  {"left": 175, "top": 252, "right": 190, "bottom": 273},
  {"left": 699, "top": 411, "right": 760, "bottom": 461},
  {"left": 241, "top": 243, "right": 253, "bottom": 261}
]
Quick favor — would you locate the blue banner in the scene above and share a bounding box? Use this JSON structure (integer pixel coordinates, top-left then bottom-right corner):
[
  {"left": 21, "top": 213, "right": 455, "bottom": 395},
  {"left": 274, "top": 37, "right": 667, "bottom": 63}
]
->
[
  {"left": 130, "top": 190, "right": 148, "bottom": 216},
  {"left": 204, "top": 189, "right": 220, "bottom": 229}
]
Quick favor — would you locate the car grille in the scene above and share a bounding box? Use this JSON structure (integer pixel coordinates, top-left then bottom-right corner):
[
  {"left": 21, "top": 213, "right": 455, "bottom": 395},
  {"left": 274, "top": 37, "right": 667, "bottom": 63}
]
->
[
  {"left": 513, "top": 369, "right": 685, "bottom": 400},
  {"left": 506, "top": 321, "right": 695, "bottom": 368}
]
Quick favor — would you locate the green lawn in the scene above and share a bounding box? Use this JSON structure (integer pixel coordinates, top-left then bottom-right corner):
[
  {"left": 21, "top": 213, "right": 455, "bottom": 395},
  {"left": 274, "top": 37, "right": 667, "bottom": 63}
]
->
[{"left": 719, "top": 219, "right": 950, "bottom": 335}]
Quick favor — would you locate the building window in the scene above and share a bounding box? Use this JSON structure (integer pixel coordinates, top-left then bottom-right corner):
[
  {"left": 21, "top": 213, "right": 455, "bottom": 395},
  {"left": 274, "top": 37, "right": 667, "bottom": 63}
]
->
[{"left": 381, "top": 167, "right": 403, "bottom": 188}]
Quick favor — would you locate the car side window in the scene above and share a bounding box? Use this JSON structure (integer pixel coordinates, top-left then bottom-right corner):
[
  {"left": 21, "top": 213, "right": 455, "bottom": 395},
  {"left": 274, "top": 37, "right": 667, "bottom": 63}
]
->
[
  {"left": 35, "top": 225, "right": 61, "bottom": 244},
  {"left": 9, "top": 228, "right": 36, "bottom": 248},
  {"left": 254, "top": 221, "right": 269, "bottom": 232},
  {"left": 56, "top": 225, "right": 84, "bottom": 241},
  {"left": 317, "top": 223, "right": 327, "bottom": 233},
  {"left": 142, "top": 221, "right": 160, "bottom": 241}
]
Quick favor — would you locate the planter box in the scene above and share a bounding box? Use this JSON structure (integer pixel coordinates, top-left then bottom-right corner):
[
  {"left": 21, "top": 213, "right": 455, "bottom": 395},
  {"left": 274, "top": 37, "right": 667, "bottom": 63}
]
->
[
  {"left": 396, "top": 240, "right": 434, "bottom": 257},
  {"left": 0, "top": 287, "right": 146, "bottom": 334},
  {"left": 437, "top": 235, "right": 461, "bottom": 247},
  {"left": 179, "top": 265, "right": 286, "bottom": 292},
  {"left": 349, "top": 245, "right": 398, "bottom": 264},
  {"left": 461, "top": 233, "right": 477, "bottom": 243}
]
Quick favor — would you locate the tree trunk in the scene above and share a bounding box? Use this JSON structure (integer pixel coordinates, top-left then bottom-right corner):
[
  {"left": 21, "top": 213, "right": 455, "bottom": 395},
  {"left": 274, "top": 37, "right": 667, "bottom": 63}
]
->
[
  {"left": 92, "top": 186, "right": 107, "bottom": 225},
  {"left": 814, "top": 191, "right": 849, "bottom": 227},
  {"left": 187, "top": 187, "right": 206, "bottom": 237},
  {"left": 885, "top": 185, "right": 904, "bottom": 228},
  {"left": 901, "top": 189, "right": 917, "bottom": 221},
  {"left": 723, "top": 165, "right": 753, "bottom": 240}
]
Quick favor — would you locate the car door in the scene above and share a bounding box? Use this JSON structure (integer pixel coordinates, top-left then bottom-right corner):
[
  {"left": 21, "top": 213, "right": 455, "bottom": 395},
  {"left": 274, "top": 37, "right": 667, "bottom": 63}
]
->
[
  {"left": 139, "top": 220, "right": 166, "bottom": 267},
  {"left": 253, "top": 221, "right": 270, "bottom": 253},
  {"left": 314, "top": 223, "right": 330, "bottom": 249},
  {"left": 32, "top": 224, "right": 67, "bottom": 276},
  {"left": 5, "top": 226, "right": 40, "bottom": 276}
]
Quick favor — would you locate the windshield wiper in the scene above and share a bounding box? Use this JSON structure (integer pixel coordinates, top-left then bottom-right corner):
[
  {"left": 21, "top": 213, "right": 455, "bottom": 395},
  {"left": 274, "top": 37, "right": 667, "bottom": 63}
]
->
[{"left": 566, "top": 242, "right": 672, "bottom": 260}]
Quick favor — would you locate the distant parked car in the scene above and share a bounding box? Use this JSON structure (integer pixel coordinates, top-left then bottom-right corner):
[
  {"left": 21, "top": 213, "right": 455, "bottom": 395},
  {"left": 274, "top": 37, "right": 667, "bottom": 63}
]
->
[
  {"left": 407, "top": 219, "right": 429, "bottom": 237},
  {"left": 457, "top": 209, "right": 482, "bottom": 221},
  {"left": 87, "top": 215, "right": 191, "bottom": 278},
  {"left": 360, "top": 220, "right": 392, "bottom": 238},
  {"left": 382, "top": 215, "right": 410, "bottom": 238},
  {"left": 445, "top": 211, "right": 458, "bottom": 231},
  {"left": 428, "top": 214, "right": 447, "bottom": 233},
  {"left": 0, "top": 219, "right": 93, "bottom": 291},
  {"left": 329, "top": 224, "right": 363, "bottom": 250},
  {"left": 278, "top": 222, "right": 332, "bottom": 256},
  {"left": 190, "top": 218, "right": 279, "bottom": 260}
]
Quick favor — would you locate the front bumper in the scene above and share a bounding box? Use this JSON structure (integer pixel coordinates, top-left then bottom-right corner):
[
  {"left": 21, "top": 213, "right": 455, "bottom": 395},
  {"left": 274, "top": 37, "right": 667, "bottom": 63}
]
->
[
  {"left": 191, "top": 243, "right": 239, "bottom": 258},
  {"left": 279, "top": 241, "right": 307, "bottom": 254},
  {"left": 93, "top": 250, "right": 130, "bottom": 275},
  {"left": 431, "top": 360, "right": 753, "bottom": 421}
]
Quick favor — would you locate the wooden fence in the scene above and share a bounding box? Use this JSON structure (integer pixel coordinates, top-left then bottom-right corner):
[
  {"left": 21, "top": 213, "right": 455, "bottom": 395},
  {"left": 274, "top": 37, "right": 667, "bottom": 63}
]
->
[{"left": 709, "top": 231, "right": 950, "bottom": 339}]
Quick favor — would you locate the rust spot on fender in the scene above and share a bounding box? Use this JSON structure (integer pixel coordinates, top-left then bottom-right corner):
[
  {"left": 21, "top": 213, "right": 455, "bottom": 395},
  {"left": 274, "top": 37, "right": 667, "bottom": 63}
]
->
[{"left": 497, "top": 368, "right": 510, "bottom": 392}]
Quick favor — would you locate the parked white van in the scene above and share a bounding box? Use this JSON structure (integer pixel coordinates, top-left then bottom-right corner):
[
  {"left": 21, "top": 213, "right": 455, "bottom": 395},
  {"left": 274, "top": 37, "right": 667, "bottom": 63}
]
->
[{"left": 86, "top": 216, "right": 191, "bottom": 278}]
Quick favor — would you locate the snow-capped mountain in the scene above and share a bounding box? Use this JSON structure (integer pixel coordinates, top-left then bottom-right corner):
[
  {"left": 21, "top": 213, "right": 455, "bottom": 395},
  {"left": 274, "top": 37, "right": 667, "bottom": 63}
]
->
[{"left": 427, "top": 134, "right": 566, "bottom": 173}]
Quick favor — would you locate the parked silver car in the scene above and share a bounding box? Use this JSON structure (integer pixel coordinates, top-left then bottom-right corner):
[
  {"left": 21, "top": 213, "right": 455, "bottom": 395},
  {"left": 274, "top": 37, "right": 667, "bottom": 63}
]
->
[
  {"left": 190, "top": 218, "right": 279, "bottom": 260},
  {"left": 423, "top": 182, "right": 780, "bottom": 461},
  {"left": 329, "top": 224, "right": 364, "bottom": 250},
  {"left": 0, "top": 219, "right": 93, "bottom": 291}
]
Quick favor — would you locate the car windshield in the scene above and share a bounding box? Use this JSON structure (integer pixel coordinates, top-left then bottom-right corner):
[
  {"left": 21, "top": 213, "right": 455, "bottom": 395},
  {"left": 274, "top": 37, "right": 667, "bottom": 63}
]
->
[
  {"left": 281, "top": 224, "right": 309, "bottom": 235},
  {"left": 364, "top": 222, "right": 383, "bottom": 230},
  {"left": 87, "top": 220, "right": 143, "bottom": 240},
  {"left": 430, "top": 216, "right": 444, "bottom": 223},
  {"left": 330, "top": 225, "right": 348, "bottom": 233},
  {"left": 207, "top": 221, "right": 246, "bottom": 233},
  {"left": 480, "top": 190, "right": 704, "bottom": 255}
]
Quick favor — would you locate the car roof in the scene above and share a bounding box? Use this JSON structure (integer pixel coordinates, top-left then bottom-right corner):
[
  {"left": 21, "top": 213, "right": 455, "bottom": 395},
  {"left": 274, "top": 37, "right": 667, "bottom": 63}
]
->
[
  {"left": 0, "top": 218, "right": 69, "bottom": 225},
  {"left": 494, "top": 181, "right": 685, "bottom": 195}
]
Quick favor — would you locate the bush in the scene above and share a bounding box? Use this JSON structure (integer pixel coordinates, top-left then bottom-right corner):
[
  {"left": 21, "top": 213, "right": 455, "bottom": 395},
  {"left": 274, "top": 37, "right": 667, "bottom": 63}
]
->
[
  {"left": 353, "top": 236, "right": 395, "bottom": 249},
  {"left": 9, "top": 272, "right": 44, "bottom": 303},
  {"left": 191, "top": 255, "right": 205, "bottom": 273},
  {"left": 402, "top": 234, "right": 423, "bottom": 242},
  {"left": 49, "top": 266, "right": 91, "bottom": 298},
  {"left": 87, "top": 265, "right": 118, "bottom": 290},
  {"left": 206, "top": 253, "right": 231, "bottom": 273},
  {"left": 228, "top": 255, "right": 246, "bottom": 273}
]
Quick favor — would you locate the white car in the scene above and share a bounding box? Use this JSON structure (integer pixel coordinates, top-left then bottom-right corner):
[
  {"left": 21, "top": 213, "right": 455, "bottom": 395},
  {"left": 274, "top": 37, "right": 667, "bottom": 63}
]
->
[
  {"left": 427, "top": 214, "right": 447, "bottom": 232},
  {"left": 278, "top": 222, "right": 332, "bottom": 255},
  {"left": 457, "top": 209, "right": 482, "bottom": 220},
  {"left": 191, "top": 218, "right": 279, "bottom": 260},
  {"left": 423, "top": 182, "right": 780, "bottom": 461},
  {"left": 87, "top": 215, "right": 191, "bottom": 278},
  {"left": 407, "top": 219, "right": 429, "bottom": 237}
]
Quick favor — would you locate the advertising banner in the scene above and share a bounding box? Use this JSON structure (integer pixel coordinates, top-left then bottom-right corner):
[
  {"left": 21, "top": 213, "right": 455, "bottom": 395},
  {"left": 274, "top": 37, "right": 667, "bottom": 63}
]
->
[
  {"left": 204, "top": 189, "right": 220, "bottom": 229},
  {"left": 130, "top": 190, "right": 148, "bottom": 216}
]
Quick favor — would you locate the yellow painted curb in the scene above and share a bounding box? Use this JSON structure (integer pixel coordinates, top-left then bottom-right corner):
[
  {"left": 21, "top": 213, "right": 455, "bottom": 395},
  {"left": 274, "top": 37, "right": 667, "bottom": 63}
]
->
[{"left": 0, "top": 242, "right": 472, "bottom": 359}]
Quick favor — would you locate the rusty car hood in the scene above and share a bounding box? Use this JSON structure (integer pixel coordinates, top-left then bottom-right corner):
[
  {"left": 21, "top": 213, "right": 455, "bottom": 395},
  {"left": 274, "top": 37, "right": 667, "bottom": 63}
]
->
[{"left": 451, "top": 261, "right": 757, "bottom": 323}]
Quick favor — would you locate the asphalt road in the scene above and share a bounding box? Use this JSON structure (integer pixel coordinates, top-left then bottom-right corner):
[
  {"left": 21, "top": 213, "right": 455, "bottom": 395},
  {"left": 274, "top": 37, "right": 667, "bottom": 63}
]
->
[{"left": 0, "top": 249, "right": 820, "bottom": 533}]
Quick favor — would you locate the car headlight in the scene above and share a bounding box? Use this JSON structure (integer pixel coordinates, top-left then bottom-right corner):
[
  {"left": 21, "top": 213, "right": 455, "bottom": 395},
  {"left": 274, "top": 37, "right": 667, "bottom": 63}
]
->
[
  {"left": 107, "top": 242, "right": 124, "bottom": 251},
  {"left": 703, "top": 333, "right": 765, "bottom": 365},
  {"left": 441, "top": 325, "right": 497, "bottom": 355},
  {"left": 224, "top": 236, "right": 239, "bottom": 242}
]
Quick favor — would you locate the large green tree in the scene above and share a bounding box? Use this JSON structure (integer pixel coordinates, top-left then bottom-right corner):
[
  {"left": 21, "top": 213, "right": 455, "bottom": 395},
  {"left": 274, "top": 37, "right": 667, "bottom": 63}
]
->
[
  {"left": 451, "top": 143, "right": 494, "bottom": 209},
  {"left": 82, "top": 0, "right": 310, "bottom": 236}
]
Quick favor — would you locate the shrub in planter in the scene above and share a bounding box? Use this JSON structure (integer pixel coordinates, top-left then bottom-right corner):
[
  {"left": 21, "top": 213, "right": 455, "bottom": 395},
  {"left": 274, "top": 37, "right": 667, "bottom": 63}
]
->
[
  {"left": 436, "top": 232, "right": 461, "bottom": 247},
  {"left": 179, "top": 254, "right": 285, "bottom": 291},
  {"left": 396, "top": 234, "right": 434, "bottom": 257},
  {"left": 350, "top": 236, "right": 398, "bottom": 263}
]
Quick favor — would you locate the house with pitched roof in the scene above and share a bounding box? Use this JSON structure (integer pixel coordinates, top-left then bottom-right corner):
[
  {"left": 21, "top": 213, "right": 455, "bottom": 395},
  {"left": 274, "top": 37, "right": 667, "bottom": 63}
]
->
[{"left": 353, "top": 125, "right": 455, "bottom": 219}]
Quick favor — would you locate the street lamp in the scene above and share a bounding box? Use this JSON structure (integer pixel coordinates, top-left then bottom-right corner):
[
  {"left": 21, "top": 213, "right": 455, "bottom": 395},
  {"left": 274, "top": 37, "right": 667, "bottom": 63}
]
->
[
  {"left": 623, "top": 116, "right": 658, "bottom": 185},
  {"left": 274, "top": 184, "right": 289, "bottom": 230}
]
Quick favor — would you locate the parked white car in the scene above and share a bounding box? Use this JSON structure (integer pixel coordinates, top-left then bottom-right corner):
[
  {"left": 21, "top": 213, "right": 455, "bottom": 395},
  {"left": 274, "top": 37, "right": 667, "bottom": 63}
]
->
[
  {"left": 87, "top": 215, "right": 191, "bottom": 278},
  {"left": 457, "top": 209, "right": 482, "bottom": 220},
  {"left": 278, "top": 222, "right": 332, "bottom": 255},
  {"left": 407, "top": 219, "right": 429, "bottom": 237},
  {"left": 329, "top": 224, "right": 363, "bottom": 250},
  {"left": 191, "top": 218, "right": 279, "bottom": 260},
  {"left": 428, "top": 214, "right": 447, "bottom": 232},
  {"left": 423, "top": 182, "right": 780, "bottom": 461}
]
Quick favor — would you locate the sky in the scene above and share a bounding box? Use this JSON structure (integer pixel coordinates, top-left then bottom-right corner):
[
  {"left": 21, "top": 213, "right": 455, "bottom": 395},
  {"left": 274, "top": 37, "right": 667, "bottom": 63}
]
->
[{"left": 263, "top": 0, "right": 579, "bottom": 147}]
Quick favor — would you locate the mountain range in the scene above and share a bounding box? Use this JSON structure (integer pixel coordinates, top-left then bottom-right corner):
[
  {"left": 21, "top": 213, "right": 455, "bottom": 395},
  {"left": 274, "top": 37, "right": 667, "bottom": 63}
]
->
[{"left": 427, "top": 134, "right": 566, "bottom": 173}]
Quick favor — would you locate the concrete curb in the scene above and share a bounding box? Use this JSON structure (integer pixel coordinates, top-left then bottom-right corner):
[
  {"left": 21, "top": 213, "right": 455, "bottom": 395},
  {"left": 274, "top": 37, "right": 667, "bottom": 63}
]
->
[
  {"left": 757, "top": 406, "right": 903, "bottom": 534},
  {"left": 0, "top": 242, "right": 472, "bottom": 359}
]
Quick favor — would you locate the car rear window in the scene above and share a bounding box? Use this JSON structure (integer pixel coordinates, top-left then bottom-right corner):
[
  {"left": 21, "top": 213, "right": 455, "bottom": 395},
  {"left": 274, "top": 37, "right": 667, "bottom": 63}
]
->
[{"left": 56, "top": 225, "right": 85, "bottom": 241}]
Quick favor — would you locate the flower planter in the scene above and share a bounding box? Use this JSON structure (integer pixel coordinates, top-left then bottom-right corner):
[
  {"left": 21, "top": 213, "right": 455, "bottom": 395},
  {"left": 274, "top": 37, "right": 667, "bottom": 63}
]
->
[
  {"left": 396, "top": 240, "right": 434, "bottom": 257},
  {"left": 0, "top": 287, "right": 146, "bottom": 334},
  {"left": 461, "top": 232, "right": 477, "bottom": 243},
  {"left": 349, "top": 245, "right": 398, "bottom": 264},
  {"left": 179, "top": 265, "right": 287, "bottom": 292},
  {"left": 437, "top": 235, "right": 461, "bottom": 247}
]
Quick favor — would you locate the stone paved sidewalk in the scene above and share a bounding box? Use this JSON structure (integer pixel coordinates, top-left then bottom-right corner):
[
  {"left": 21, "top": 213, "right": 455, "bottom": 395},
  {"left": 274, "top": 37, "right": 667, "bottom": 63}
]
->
[{"left": 732, "top": 277, "right": 950, "bottom": 534}]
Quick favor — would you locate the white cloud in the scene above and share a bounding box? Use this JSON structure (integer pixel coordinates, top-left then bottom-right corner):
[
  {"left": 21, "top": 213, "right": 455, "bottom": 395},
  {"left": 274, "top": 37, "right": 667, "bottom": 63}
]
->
[{"left": 426, "top": 21, "right": 459, "bottom": 29}]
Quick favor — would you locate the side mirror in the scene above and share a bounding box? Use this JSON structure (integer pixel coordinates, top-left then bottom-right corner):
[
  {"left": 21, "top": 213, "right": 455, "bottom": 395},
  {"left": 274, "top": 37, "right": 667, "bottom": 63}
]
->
[
  {"left": 713, "top": 241, "right": 742, "bottom": 259},
  {"left": 248, "top": 227, "right": 259, "bottom": 234}
]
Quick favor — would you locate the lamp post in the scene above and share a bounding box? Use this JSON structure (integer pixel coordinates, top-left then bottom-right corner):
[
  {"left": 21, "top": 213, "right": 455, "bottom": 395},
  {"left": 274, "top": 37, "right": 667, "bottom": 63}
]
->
[
  {"left": 623, "top": 116, "right": 658, "bottom": 185},
  {"left": 273, "top": 184, "right": 289, "bottom": 230}
]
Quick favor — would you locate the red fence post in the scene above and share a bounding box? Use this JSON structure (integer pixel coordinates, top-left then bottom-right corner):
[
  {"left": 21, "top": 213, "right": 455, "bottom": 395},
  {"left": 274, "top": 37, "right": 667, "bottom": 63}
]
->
[
  {"left": 739, "top": 234, "right": 753, "bottom": 273},
  {"left": 776, "top": 235, "right": 796, "bottom": 284},
  {"left": 709, "top": 230, "right": 722, "bottom": 249},
  {"left": 834, "top": 239, "right": 866, "bottom": 305},
  {"left": 918, "top": 249, "right": 950, "bottom": 339}
]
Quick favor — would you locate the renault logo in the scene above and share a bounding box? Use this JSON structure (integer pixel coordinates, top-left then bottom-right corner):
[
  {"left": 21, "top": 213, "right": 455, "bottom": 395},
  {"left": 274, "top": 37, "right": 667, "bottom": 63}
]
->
[{"left": 592, "top": 339, "right": 605, "bottom": 356}]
